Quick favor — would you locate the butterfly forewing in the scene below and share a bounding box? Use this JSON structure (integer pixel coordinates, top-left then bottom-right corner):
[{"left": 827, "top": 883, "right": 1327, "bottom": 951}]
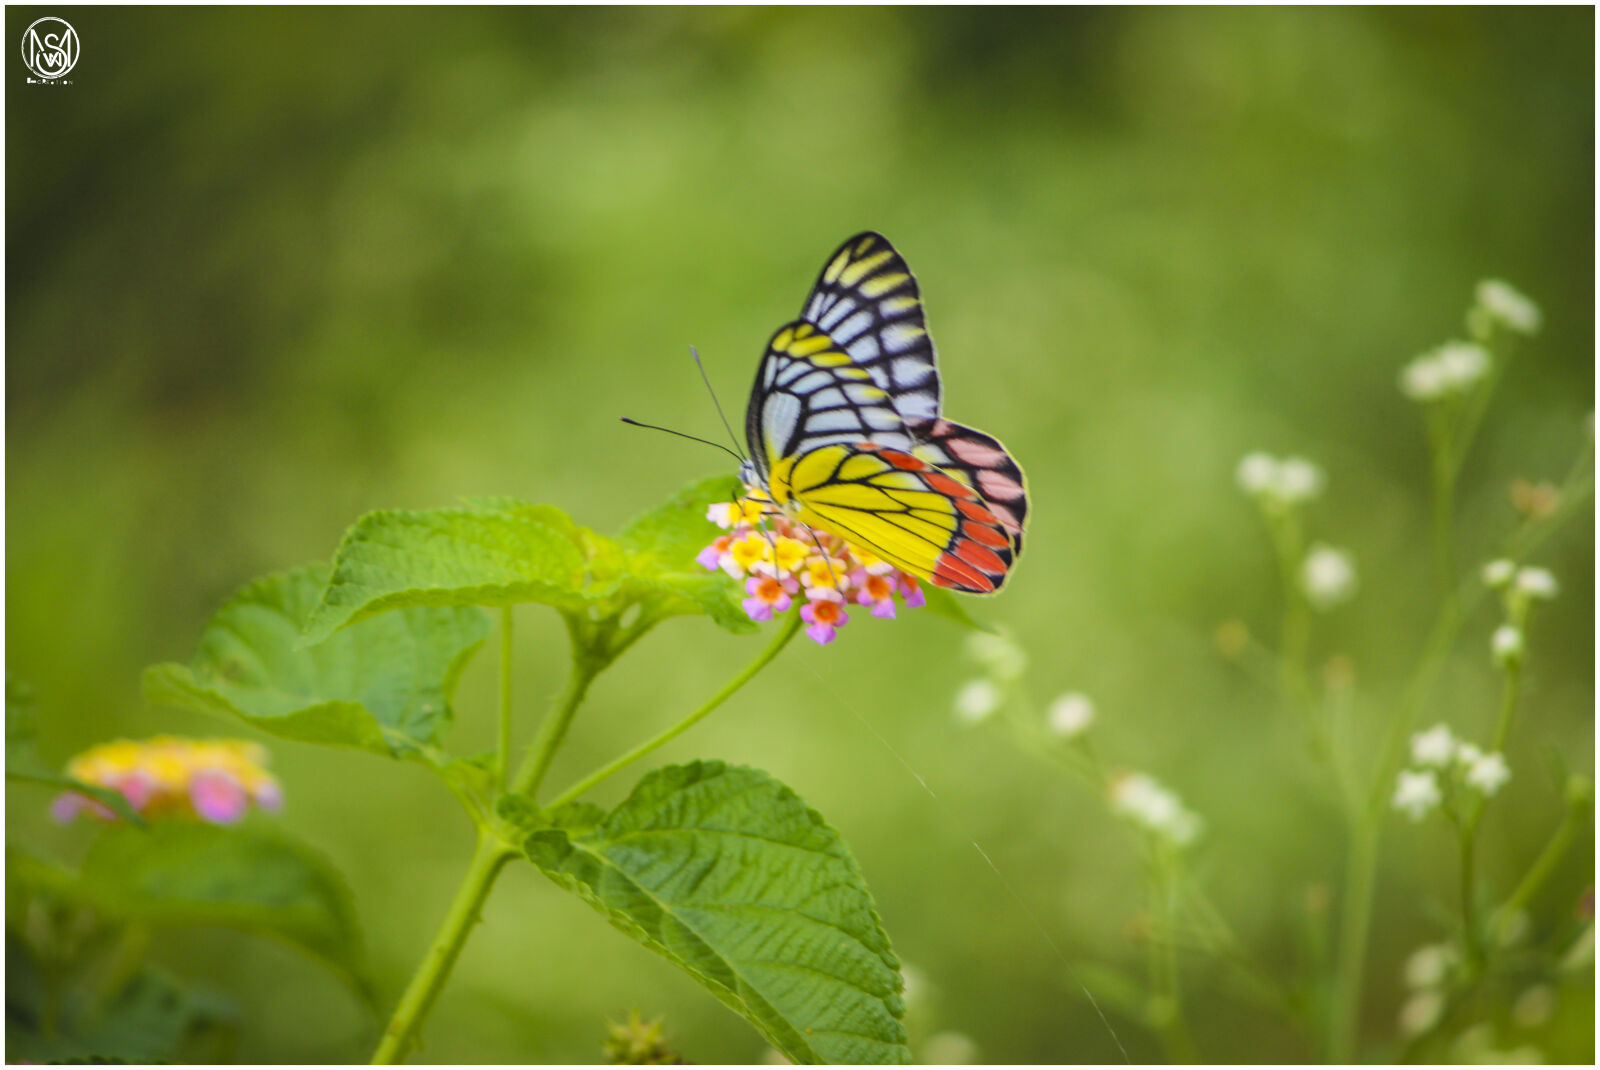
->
[{"left": 800, "top": 232, "right": 942, "bottom": 430}]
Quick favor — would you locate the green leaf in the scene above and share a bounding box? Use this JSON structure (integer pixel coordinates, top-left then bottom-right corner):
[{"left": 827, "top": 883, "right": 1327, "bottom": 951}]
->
[
  {"left": 78, "top": 821, "right": 369, "bottom": 1000},
  {"left": 5, "top": 677, "right": 143, "bottom": 824},
  {"left": 525, "top": 761, "right": 910, "bottom": 1065},
  {"left": 615, "top": 474, "right": 753, "bottom": 635},
  {"left": 143, "top": 564, "right": 488, "bottom": 760},
  {"left": 919, "top": 587, "right": 993, "bottom": 633},
  {"left": 302, "top": 503, "right": 592, "bottom": 643}
]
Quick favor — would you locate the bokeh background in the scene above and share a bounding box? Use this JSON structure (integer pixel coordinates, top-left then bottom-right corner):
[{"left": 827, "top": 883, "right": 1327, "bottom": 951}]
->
[{"left": 7, "top": 6, "right": 1594, "bottom": 1064}]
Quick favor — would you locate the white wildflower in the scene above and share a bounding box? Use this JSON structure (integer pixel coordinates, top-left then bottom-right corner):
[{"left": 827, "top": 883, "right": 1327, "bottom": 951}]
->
[
  {"left": 1491, "top": 625, "right": 1524, "bottom": 669},
  {"left": 1393, "top": 770, "right": 1442, "bottom": 821},
  {"left": 1465, "top": 752, "right": 1511, "bottom": 796},
  {"left": 1400, "top": 354, "right": 1452, "bottom": 401},
  {"left": 1109, "top": 772, "right": 1203, "bottom": 846},
  {"left": 953, "top": 679, "right": 1002, "bottom": 725},
  {"left": 1403, "top": 943, "right": 1456, "bottom": 989},
  {"left": 1300, "top": 544, "right": 1358, "bottom": 610},
  {"left": 1236, "top": 452, "right": 1325, "bottom": 504},
  {"left": 1514, "top": 566, "right": 1559, "bottom": 600},
  {"left": 1455, "top": 741, "right": 1484, "bottom": 767},
  {"left": 922, "top": 1032, "right": 979, "bottom": 1065},
  {"left": 1436, "top": 341, "right": 1491, "bottom": 389},
  {"left": 1410, "top": 724, "right": 1457, "bottom": 767},
  {"left": 1046, "top": 692, "right": 1095, "bottom": 739},
  {"left": 1482, "top": 559, "right": 1516, "bottom": 588},
  {"left": 1475, "top": 279, "right": 1542, "bottom": 335},
  {"left": 1235, "top": 452, "right": 1279, "bottom": 496},
  {"left": 1275, "top": 456, "right": 1325, "bottom": 503},
  {"left": 964, "top": 632, "right": 1028, "bottom": 681},
  {"left": 1400, "top": 342, "right": 1492, "bottom": 401},
  {"left": 1398, "top": 991, "right": 1446, "bottom": 1036}
]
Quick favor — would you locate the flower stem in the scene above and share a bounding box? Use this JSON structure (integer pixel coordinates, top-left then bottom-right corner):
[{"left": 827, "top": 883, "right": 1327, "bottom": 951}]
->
[
  {"left": 509, "top": 617, "right": 601, "bottom": 799},
  {"left": 546, "top": 612, "right": 802, "bottom": 810},
  {"left": 1490, "top": 788, "right": 1592, "bottom": 944},
  {"left": 496, "top": 607, "right": 514, "bottom": 789},
  {"left": 370, "top": 833, "right": 514, "bottom": 1064}
]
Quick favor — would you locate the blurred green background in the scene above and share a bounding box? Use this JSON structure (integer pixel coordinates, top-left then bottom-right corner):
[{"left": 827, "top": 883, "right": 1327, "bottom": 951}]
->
[{"left": 7, "top": 6, "right": 1594, "bottom": 1063}]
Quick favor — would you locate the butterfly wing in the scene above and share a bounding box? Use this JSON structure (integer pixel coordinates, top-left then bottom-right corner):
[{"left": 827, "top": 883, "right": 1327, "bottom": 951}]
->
[
  {"left": 911, "top": 419, "right": 1029, "bottom": 551},
  {"left": 745, "top": 232, "right": 938, "bottom": 479},
  {"left": 799, "top": 232, "right": 941, "bottom": 430},
  {"left": 773, "top": 442, "right": 1016, "bottom": 594}
]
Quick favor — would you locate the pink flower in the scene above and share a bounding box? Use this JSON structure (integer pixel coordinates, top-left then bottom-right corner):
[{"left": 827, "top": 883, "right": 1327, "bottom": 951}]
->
[
  {"left": 895, "top": 572, "right": 926, "bottom": 609},
  {"left": 190, "top": 769, "right": 249, "bottom": 824},
  {"left": 800, "top": 587, "right": 850, "bottom": 644},
  {"left": 696, "top": 534, "right": 730, "bottom": 571},
  {"left": 743, "top": 574, "right": 798, "bottom": 622},
  {"left": 852, "top": 569, "right": 898, "bottom": 619}
]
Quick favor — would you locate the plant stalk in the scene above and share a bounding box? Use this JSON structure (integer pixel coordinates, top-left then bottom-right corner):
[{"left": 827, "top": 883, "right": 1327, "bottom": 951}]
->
[
  {"left": 370, "top": 834, "right": 513, "bottom": 1064},
  {"left": 547, "top": 612, "right": 802, "bottom": 810},
  {"left": 496, "top": 607, "right": 514, "bottom": 789}
]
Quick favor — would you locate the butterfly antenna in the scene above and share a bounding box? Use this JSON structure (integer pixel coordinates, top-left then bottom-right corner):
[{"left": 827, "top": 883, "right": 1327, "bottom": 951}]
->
[
  {"left": 690, "top": 346, "right": 748, "bottom": 462},
  {"left": 619, "top": 418, "right": 744, "bottom": 463},
  {"left": 798, "top": 520, "right": 843, "bottom": 590}
]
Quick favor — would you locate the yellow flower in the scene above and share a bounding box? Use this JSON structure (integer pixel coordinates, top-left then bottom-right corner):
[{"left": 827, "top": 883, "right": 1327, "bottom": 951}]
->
[
  {"left": 772, "top": 537, "right": 809, "bottom": 575},
  {"left": 728, "top": 534, "right": 772, "bottom": 573}
]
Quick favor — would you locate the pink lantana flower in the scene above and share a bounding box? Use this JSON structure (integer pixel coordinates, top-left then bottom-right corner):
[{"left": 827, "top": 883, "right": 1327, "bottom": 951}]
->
[
  {"left": 51, "top": 737, "right": 283, "bottom": 825},
  {"left": 852, "top": 569, "right": 899, "bottom": 619},
  {"left": 743, "top": 573, "right": 798, "bottom": 622},
  {"left": 800, "top": 587, "right": 850, "bottom": 644},
  {"left": 697, "top": 491, "right": 929, "bottom": 646}
]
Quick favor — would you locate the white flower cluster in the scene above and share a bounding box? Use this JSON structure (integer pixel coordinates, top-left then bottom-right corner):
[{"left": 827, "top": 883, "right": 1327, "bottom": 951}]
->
[
  {"left": 1473, "top": 279, "right": 1542, "bottom": 336},
  {"left": 1046, "top": 692, "right": 1095, "bottom": 740},
  {"left": 1482, "top": 561, "right": 1558, "bottom": 669},
  {"left": 1399, "top": 341, "right": 1492, "bottom": 402},
  {"left": 1236, "top": 452, "right": 1326, "bottom": 505},
  {"left": 1108, "top": 771, "right": 1203, "bottom": 846},
  {"left": 1397, "top": 942, "right": 1456, "bottom": 1036},
  {"left": 952, "top": 632, "right": 1031, "bottom": 725},
  {"left": 1393, "top": 723, "right": 1511, "bottom": 821},
  {"left": 1300, "top": 543, "right": 1358, "bottom": 611}
]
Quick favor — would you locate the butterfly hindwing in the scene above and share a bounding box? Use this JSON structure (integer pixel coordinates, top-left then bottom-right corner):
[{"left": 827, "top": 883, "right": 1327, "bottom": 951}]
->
[
  {"left": 911, "top": 419, "right": 1029, "bottom": 551},
  {"left": 774, "top": 441, "right": 1015, "bottom": 594}
]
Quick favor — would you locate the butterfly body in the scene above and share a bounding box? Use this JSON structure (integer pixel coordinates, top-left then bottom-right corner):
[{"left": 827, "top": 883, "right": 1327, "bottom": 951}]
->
[{"left": 739, "top": 233, "right": 1028, "bottom": 594}]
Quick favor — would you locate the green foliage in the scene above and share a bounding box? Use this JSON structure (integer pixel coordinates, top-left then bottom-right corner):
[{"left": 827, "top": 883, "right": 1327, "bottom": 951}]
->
[
  {"left": 6, "top": 678, "right": 143, "bottom": 824},
  {"left": 142, "top": 564, "right": 489, "bottom": 761},
  {"left": 525, "top": 761, "right": 911, "bottom": 1065},
  {"left": 300, "top": 481, "right": 751, "bottom": 653},
  {"left": 78, "top": 822, "right": 370, "bottom": 1000},
  {"left": 301, "top": 503, "right": 591, "bottom": 642},
  {"left": 7, "top": 951, "right": 235, "bottom": 1064}
]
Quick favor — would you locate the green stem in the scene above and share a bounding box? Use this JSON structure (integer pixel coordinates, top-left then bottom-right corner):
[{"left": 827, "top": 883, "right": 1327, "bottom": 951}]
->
[
  {"left": 547, "top": 613, "right": 802, "bottom": 810},
  {"left": 1428, "top": 408, "right": 1458, "bottom": 602},
  {"left": 509, "top": 616, "right": 601, "bottom": 800},
  {"left": 1490, "top": 789, "right": 1592, "bottom": 945},
  {"left": 370, "top": 834, "right": 514, "bottom": 1064},
  {"left": 496, "top": 607, "right": 514, "bottom": 789}
]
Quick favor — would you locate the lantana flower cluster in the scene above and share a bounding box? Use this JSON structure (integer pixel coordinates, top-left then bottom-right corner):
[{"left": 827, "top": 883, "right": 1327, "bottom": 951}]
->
[
  {"left": 698, "top": 496, "right": 925, "bottom": 645},
  {"left": 52, "top": 736, "right": 283, "bottom": 825}
]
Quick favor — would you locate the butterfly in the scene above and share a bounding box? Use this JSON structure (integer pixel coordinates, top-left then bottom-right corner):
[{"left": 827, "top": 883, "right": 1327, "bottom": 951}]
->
[{"left": 736, "top": 232, "right": 1028, "bottom": 593}]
